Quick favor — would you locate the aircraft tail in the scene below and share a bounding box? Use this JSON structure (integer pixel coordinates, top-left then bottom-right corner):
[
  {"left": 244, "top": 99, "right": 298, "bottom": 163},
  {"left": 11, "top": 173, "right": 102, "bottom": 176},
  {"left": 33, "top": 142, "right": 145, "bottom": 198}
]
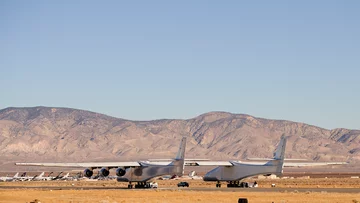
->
[
  {"left": 266, "top": 135, "right": 287, "bottom": 175},
  {"left": 273, "top": 135, "right": 287, "bottom": 160},
  {"left": 13, "top": 172, "right": 19, "bottom": 178},
  {"left": 175, "top": 136, "right": 186, "bottom": 160},
  {"left": 169, "top": 136, "right": 187, "bottom": 176},
  {"left": 38, "top": 172, "right": 45, "bottom": 178}
]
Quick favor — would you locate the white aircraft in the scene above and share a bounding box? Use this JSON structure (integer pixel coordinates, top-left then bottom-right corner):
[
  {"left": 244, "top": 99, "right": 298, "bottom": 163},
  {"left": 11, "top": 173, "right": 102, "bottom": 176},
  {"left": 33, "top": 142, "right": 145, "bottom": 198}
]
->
[
  {"left": 31, "top": 172, "right": 46, "bottom": 181},
  {"left": 200, "top": 135, "right": 288, "bottom": 187},
  {"left": 0, "top": 173, "right": 19, "bottom": 182},
  {"left": 16, "top": 137, "right": 187, "bottom": 188},
  {"left": 54, "top": 172, "right": 72, "bottom": 181},
  {"left": 13, "top": 172, "right": 37, "bottom": 181},
  {"left": 183, "top": 136, "right": 347, "bottom": 187}
]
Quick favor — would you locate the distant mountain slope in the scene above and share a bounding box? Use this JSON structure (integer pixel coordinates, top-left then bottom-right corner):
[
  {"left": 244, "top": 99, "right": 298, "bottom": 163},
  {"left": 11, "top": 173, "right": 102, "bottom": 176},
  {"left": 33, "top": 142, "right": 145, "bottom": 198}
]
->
[{"left": 0, "top": 107, "right": 359, "bottom": 168}]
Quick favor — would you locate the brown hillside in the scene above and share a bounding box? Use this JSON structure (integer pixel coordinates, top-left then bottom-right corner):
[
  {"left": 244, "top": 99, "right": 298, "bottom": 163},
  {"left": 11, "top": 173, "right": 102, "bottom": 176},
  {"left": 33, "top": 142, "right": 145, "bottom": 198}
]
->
[{"left": 0, "top": 107, "right": 359, "bottom": 170}]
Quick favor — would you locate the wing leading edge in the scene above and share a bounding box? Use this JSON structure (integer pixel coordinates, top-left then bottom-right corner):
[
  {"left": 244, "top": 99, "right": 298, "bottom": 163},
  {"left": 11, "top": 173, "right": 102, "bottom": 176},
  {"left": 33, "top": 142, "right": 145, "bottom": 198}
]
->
[{"left": 15, "top": 162, "right": 141, "bottom": 169}]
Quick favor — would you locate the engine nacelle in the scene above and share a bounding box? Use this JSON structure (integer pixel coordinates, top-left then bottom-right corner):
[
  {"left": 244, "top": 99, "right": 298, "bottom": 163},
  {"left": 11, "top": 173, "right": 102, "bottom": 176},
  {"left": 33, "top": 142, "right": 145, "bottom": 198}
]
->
[
  {"left": 84, "top": 168, "right": 93, "bottom": 178},
  {"left": 100, "top": 168, "right": 110, "bottom": 177},
  {"left": 116, "top": 168, "right": 126, "bottom": 177}
]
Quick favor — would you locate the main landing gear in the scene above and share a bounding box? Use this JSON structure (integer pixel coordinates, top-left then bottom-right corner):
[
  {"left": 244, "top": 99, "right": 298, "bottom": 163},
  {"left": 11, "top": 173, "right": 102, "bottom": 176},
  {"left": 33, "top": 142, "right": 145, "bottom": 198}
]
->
[
  {"left": 227, "top": 181, "right": 249, "bottom": 188},
  {"left": 127, "top": 182, "right": 133, "bottom": 189},
  {"left": 215, "top": 181, "right": 249, "bottom": 188},
  {"left": 128, "top": 182, "right": 152, "bottom": 189}
]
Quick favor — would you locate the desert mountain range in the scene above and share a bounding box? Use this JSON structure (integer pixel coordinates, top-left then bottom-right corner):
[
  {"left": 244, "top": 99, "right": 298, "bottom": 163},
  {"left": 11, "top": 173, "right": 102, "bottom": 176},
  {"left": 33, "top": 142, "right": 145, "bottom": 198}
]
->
[{"left": 0, "top": 107, "right": 359, "bottom": 170}]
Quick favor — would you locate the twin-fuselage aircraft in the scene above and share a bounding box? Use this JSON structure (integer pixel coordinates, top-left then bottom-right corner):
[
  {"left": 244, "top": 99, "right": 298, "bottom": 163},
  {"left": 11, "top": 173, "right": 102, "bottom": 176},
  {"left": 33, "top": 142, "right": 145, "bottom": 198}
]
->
[
  {"left": 16, "top": 137, "right": 187, "bottom": 188},
  {"left": 15, "top": 136, "right": 347, "bottom": 188}
]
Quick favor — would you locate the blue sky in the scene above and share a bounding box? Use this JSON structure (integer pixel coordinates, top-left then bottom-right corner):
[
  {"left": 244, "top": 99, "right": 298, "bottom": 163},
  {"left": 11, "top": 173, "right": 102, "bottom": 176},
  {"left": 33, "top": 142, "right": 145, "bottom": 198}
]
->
[{"left": 1, "top": 1, "right": 359, "bottom": 129}]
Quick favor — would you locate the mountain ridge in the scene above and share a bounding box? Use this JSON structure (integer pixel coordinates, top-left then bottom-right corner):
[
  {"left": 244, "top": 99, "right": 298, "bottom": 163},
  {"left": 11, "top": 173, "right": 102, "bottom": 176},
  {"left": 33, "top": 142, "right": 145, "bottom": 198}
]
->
[{"left": 0, "top": 106, "right": 359, "bottom": 170}]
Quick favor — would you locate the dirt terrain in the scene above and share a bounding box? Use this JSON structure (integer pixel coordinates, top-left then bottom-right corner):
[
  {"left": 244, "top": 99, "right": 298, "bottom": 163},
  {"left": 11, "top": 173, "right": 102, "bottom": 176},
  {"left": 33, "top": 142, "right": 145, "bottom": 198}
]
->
[
  {"left": 1, "top": 189, "right": 359, "bottom": 203},
  {"left": 1, "top": 178, "right": 360, "bottom": 188},
  {"left": 1, "top": 178, "right": 360, "bottom": 203}
]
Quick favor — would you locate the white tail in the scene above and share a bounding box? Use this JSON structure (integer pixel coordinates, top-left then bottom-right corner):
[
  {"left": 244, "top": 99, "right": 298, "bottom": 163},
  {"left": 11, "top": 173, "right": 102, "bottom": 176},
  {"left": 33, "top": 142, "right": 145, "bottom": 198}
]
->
[
  {"left": 273, "top": 135, "right": 287, "bottom": 160},
  {"left": 170, "top": 137, "right": 187, "bottom": 176}
]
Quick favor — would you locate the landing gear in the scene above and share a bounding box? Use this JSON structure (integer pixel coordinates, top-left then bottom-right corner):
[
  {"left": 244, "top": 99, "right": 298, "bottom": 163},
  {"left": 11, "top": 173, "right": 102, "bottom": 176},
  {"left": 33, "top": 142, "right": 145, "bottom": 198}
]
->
[
  {"left": 130, "top": 182, "right": 151, "bottom": 189},
  {"left": 135, "top": 182, "right": 144, "bottom": 188},
  {"left": 127, "top": 182, "right": 133, "bottom": 189},
  {"left": 216, "top": 181, "right": 221, "bottom": 188},
  {"left": 227, "top": 181, "right": 249, "bottom": 188}
]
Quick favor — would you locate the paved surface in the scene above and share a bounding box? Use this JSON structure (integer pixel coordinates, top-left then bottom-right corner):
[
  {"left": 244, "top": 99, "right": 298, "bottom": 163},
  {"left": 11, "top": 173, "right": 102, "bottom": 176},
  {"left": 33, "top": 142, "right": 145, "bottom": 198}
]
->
[{"left": 0, "top": 186, "right": 359, "bottom": 193}]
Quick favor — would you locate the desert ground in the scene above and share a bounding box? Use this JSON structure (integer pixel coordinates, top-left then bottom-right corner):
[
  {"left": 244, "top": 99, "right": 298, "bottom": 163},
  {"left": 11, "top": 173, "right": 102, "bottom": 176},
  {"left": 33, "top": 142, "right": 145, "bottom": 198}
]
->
[
  {"left": 1, "top": 178, "right": 360, "bottom": 203},
  {"left": 1, "top": 189, "right": 359, "bottom": 203}
]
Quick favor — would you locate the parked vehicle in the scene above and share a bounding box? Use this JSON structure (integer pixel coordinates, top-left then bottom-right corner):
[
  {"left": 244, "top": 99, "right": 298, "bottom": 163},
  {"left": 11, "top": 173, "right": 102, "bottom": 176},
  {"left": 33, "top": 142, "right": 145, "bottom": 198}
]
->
[{"left": 177, "top": 181, "right": 189, "bottom": 187}]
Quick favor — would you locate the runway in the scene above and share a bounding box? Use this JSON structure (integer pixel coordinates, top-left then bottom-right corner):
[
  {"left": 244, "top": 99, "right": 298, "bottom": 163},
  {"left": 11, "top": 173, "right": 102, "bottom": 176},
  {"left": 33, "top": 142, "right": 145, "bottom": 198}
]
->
[{"left": 0, "top": 185, "right": 359, "bottom": 193}]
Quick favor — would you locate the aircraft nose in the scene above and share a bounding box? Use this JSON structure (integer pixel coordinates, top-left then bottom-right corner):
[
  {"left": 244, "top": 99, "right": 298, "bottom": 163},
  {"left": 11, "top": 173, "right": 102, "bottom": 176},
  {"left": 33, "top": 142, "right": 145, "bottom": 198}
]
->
[
  {"left": 203, "top": 170, "right": 220, "bottom": 181},
  {"left": 203, "top": 176, "right": 219, "bottom": 181}
]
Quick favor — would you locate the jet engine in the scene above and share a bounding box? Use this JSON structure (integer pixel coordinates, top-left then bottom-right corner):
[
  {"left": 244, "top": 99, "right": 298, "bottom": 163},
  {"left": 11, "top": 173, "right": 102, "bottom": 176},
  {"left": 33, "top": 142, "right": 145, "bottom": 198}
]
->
[
  {"left": 84, "top": 168, "right": 93, "bottom": 178},
  {"left": 116, "top": 168, "right": 126, "bottom": 176},
  {"left": 100, "top": 168, "right": 110, "bottom": 177}
]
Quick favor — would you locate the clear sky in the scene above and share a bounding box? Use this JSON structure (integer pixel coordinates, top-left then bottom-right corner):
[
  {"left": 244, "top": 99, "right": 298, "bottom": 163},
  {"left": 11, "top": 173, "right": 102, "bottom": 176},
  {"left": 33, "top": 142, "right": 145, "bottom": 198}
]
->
[{"left": 1, "top": 1, "right": 359, "bottom": 130}]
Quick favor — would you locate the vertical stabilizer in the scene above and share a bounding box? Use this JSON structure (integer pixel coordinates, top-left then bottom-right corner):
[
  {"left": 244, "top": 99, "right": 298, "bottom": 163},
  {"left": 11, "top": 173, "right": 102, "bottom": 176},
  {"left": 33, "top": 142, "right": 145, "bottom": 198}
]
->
[
  {"left": 265, "top": 135, "right": 287, "bottom": 176},
  {"left": 13, "top": 172, "right": 19, "bottom": 178},
  {"left": 175, "top": 136, "right": 187, "bottom": 160},
  {"left": 170, "top": 137, "right": 187, "bottom": 176},
  {"left": 38, "top": 172, "right": 45, "bottom": 178},
  {"left": 273, "top": 135, "right": 287, "bottom": 160}
]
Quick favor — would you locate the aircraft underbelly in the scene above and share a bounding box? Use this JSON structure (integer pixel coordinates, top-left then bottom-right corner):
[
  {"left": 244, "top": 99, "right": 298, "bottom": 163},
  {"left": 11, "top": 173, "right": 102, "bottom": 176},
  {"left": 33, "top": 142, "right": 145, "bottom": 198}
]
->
[
  {"left": 204, "top": 164, "right": 280, "bottom": 181},
  {"left": 117, "top": 166, "right": 174, "bottom": 182}
]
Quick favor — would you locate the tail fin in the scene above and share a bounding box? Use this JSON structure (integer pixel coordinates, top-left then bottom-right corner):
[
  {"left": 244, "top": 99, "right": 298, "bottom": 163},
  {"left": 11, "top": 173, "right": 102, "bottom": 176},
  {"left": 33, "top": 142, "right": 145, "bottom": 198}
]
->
[
  {"left": 38, "top": 172, "right": 45, "bottom": 178},
  {"left": 13, "top": 172, "right": 19, "bottom": 178},
  {"left": 170, "top": 136, "right": 187, "bottom": 176},
  {"left": 273, "top": 135, "right": 287, "bottom": 160},
  {"left": 266, "top": 135, "right": 287, "bottom": 176},
  {"left": 175, "top": 136, "right": 186, "bottom": 160}
]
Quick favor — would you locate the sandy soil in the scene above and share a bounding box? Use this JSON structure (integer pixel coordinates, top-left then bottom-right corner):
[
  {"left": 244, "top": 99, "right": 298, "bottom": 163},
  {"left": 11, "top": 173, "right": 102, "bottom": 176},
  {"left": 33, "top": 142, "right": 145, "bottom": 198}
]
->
[
  {"left": 1, "top": 189, "right": 360, "bottom": 203},
  {"left": 1, "top": 178, "right": 360, "bottom": 188},
  {"left": 0, "top": 178, "right": 360, "bottom": 203}
]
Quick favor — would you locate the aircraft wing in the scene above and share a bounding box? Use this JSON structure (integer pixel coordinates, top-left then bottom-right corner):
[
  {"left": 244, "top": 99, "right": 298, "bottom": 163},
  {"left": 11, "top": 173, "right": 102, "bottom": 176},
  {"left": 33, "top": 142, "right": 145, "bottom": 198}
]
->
[
  {"left": 184, "top": 161, "right": 234, "bottom": 166},
  {"left": 15, "top": 162, "right": 141, "bottom": 169},
  {"left": 282, "top": 162, "right": 348, "bottom": 167},
  {"left": 183, "top": 160, "right": 348, "bottom": 167},
  {"left": 240, "top": 161, "right": 348, "bottom": 167}
]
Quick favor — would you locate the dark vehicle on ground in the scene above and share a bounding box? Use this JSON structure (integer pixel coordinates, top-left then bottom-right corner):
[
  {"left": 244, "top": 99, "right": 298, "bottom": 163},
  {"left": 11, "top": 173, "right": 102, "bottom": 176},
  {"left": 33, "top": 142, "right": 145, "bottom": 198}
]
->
[{"left": 177, "top": 181, "right": 189, "bottom": 187}]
